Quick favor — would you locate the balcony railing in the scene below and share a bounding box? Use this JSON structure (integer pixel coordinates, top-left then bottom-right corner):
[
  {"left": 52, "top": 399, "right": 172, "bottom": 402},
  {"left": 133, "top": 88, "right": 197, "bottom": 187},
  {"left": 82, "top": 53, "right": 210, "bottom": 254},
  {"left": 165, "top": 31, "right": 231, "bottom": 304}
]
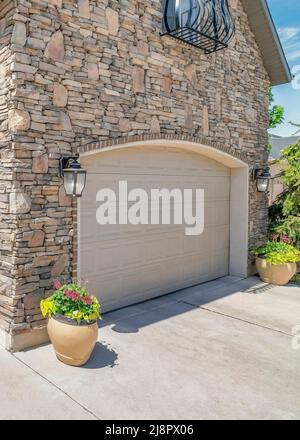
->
[{"left": 161, "top": 0, "right": 235, "bottom": 54}]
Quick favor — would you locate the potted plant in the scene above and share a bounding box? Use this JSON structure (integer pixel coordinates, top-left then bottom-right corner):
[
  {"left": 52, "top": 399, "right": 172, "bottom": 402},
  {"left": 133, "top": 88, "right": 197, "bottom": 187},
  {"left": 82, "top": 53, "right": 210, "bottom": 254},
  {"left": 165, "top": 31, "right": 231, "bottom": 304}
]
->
[
  {"left": 40, "top": 280, "right": 101, "bottom": 366},
  {"left": 253, "top": 241, "right": 300, "bottom": 286}
]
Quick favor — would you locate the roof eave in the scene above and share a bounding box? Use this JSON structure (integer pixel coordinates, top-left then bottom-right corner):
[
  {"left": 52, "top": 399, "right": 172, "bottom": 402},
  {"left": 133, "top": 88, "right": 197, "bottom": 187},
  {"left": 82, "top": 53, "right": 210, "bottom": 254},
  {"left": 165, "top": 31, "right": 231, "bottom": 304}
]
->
[{"left": 241, "top": 0, "right": 292, "bottom": 86}]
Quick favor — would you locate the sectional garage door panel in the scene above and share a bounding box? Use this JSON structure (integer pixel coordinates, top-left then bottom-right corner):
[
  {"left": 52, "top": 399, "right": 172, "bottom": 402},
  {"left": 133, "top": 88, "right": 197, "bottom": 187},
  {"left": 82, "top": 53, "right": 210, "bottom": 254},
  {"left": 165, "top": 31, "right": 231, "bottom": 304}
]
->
[{"left": 80, "top": 147, "right": 230, "bottom": 312}]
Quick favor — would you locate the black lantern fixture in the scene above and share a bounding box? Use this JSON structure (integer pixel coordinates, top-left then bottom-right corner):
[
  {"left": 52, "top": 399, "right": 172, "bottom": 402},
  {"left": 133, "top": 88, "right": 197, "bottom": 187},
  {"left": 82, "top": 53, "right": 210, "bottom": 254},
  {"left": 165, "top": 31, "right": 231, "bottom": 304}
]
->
[
  {"left": 252, "top": 166, "right": 272, "bottom": 193},
  {"left": 60, "top": 154, "right": 87, "bottom": 197},
  {"left": 161, "top": 0, "right": 235, "bottom": 54}
]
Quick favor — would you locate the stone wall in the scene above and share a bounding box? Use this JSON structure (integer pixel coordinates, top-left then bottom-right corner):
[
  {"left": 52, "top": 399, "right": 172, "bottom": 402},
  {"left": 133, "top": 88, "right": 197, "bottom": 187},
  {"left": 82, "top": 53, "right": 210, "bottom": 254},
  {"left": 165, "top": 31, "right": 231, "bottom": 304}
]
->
[
  {"left": 0, "top": 0, "right": 20, "bottom": 341},
  {"left": 0, "top": 0, "right": 270, "bottom": 349}
]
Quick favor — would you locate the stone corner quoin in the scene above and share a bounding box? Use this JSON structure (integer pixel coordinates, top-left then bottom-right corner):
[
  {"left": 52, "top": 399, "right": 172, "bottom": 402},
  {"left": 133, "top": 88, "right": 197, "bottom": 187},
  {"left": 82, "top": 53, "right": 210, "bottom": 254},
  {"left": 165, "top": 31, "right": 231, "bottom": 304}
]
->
[{"left": 0, "top": 0, "right": 270, "bottom": 349}]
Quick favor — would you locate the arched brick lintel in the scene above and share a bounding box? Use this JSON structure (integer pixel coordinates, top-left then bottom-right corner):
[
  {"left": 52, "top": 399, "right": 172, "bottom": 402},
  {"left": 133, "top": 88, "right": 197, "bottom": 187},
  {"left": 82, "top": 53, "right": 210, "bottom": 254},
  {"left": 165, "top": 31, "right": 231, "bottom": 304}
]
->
[{"left": 78, "top": 134, "right": 249, "bottom": 166}]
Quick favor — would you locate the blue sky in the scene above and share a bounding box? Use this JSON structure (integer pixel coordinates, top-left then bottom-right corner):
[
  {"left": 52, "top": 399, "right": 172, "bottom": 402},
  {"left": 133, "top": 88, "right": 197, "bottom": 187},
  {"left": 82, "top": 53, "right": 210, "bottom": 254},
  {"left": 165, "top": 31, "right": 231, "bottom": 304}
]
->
[{"left": 267, "top": 0, "right": 300, "bottom": 137}]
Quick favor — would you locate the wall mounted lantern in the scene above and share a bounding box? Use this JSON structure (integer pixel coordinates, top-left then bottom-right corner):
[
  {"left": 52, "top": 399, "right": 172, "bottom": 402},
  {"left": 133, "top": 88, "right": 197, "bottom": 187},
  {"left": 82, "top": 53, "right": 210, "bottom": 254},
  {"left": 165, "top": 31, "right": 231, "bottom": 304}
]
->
[
  {"left": 252, "top": 166, "right": 272, "bottom": 193},
  {"left": 60, "top": 154, "right": 87, "bottom": 197}
]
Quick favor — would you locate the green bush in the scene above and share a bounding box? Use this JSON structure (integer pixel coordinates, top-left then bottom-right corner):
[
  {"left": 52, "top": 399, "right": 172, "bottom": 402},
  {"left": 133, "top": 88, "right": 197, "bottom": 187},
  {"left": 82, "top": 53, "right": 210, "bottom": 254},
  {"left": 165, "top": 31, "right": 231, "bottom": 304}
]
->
[
  {"left": 269, "top": 216, "right": 300, "bottom": 248},
  {"left": 253, "top": 241, "right": 300, "bottom": 265},
  {"left": 269, "top": 140, "right": 300, "bottom": 248}
]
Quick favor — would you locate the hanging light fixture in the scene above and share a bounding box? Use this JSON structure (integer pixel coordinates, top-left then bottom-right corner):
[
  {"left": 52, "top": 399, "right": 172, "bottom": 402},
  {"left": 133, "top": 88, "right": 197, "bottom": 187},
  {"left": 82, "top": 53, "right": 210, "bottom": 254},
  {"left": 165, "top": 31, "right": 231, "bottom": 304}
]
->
[
  {"left": 252, "top": 166, "right": 272, "bottom": 193},
  {"left": 59, "top": 154, "right": 87, "bottom": 197}
]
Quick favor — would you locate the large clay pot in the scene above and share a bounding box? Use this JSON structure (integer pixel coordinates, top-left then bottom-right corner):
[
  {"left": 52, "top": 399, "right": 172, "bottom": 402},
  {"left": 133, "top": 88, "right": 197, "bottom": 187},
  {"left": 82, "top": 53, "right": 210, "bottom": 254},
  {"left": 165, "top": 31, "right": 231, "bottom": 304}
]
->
[
  {"left": 47, "top": 315, "right": 98, "bottom": 366},
  {"left": 256, "top": 257, "right": 297, "bottom": 286}
]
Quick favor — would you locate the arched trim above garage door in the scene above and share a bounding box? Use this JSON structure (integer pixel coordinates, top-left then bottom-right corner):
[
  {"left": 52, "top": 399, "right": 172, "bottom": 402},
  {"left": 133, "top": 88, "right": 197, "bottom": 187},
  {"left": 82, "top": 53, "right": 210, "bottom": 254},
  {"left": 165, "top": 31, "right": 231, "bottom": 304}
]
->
[
  {"left": 78, "top": 136, "right": 249, "bottom": 279},
  {"left": 78, "top": 133, "right": 249, "bottom": 165}
]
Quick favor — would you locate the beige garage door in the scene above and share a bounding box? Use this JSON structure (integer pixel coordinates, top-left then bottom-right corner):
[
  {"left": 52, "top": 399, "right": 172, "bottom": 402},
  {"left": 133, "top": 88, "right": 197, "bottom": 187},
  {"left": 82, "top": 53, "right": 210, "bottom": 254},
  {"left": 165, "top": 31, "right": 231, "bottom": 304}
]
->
[{"left": 79, "top": 146, "right": 230, "bottom": 312}]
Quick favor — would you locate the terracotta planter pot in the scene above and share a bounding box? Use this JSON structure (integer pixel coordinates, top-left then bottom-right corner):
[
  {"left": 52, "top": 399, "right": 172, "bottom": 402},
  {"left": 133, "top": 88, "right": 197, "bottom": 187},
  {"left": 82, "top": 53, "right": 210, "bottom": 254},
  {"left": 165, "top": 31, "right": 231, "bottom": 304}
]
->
[
  {"left": 256, "top": 257, "right": 297, "bottom": 286},
  {"left": 47, "top": 315, "right": 98, "bottom": 366}
]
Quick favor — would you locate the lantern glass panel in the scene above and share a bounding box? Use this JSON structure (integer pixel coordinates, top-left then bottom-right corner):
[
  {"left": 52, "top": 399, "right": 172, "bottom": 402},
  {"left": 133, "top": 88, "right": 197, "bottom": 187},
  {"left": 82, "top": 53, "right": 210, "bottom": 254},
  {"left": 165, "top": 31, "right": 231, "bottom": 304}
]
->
[
  {"left": 75, "top": 170, "right": 87, "bottom": 197},
  {"left": 63, "top": 170, "right": 76, "bottom": 196},
  {"left": 256, "top": 178, "right": 269, "bottom": 193}
]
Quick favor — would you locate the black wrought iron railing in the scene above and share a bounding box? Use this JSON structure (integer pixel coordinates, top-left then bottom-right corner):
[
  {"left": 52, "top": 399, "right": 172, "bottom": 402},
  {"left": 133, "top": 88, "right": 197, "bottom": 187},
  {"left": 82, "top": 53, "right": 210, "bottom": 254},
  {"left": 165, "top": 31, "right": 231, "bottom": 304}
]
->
[{"left": 161, "top": 0, "right": 235, "bottom": 54}]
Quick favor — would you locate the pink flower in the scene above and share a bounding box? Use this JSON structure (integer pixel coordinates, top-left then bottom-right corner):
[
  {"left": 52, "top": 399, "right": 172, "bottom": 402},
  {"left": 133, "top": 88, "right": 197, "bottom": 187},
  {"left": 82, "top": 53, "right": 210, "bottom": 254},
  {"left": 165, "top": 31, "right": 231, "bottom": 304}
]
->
[
  {"left": 281, "top": 235, "right": 291, "bottom": 244},
  {"left": 64, "top": 290, "right": 80, "bottom": 302},
  {"left": 54, "top": 279, "right": 62, "bottom": 290},
  {"left": 82, "top": 296, "right": 93, "bottom": 305}
]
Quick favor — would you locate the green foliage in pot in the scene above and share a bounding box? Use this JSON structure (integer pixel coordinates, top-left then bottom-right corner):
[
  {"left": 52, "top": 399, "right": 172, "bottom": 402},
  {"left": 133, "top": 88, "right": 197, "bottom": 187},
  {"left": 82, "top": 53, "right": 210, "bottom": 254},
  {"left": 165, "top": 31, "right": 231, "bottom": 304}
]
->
[
  {"left": 41, "top": 280, "right": 101, "bottom": 323},
  {"left": 253, "top": 241, "right": 300, "bottom": 265}
]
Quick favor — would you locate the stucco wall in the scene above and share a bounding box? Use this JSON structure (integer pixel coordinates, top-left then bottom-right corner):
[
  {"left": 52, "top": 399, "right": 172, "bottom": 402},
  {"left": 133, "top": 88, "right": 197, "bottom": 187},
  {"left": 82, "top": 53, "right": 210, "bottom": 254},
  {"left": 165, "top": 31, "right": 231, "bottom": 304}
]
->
[
  {"left": 0, "top": 0, "right": 270, "bottom": 348},
  {"left": 269, "top": 162, "right": 284, "bottom": 205}
]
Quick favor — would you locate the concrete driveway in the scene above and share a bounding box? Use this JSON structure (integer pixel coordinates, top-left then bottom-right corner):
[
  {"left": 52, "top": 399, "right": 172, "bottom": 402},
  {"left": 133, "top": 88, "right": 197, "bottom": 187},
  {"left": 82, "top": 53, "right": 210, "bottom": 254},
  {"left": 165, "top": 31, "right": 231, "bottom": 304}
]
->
[{"left": 1, "top": 276, "right": 300, "bottom": 420}]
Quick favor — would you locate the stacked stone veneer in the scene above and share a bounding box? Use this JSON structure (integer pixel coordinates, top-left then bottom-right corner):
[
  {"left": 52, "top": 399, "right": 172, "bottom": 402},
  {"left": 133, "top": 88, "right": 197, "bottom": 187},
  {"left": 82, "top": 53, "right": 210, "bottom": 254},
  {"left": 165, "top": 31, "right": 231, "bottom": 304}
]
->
[{"left": 0, "top": 0, "right": 270, "bottom": 350}]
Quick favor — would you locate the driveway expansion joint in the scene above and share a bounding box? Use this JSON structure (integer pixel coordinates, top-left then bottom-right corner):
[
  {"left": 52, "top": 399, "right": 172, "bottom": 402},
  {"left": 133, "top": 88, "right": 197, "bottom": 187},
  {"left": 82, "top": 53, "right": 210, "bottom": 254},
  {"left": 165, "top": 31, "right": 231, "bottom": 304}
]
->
[
  {"left": 12, "top": 353, "right": 100, "bottom": 420},
  {"left": 180, "top": 300, "right": 292, "bottom": 338}
]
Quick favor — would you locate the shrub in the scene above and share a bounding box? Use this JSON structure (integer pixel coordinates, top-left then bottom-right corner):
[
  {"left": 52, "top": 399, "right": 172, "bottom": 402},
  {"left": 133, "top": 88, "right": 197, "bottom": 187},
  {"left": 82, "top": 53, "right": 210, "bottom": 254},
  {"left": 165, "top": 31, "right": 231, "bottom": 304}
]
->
[
  {"left": 269, "top": 140, "right": 300, "bottom": 248},
  {"left": 40, "top": 280, "right": 101, "bottom": 323},
  {"left": 269, "top": 216, "right": 300, "bottom": 247},
  {"left": 253, "top": 241, "right": 300, "bottom": 265}
]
